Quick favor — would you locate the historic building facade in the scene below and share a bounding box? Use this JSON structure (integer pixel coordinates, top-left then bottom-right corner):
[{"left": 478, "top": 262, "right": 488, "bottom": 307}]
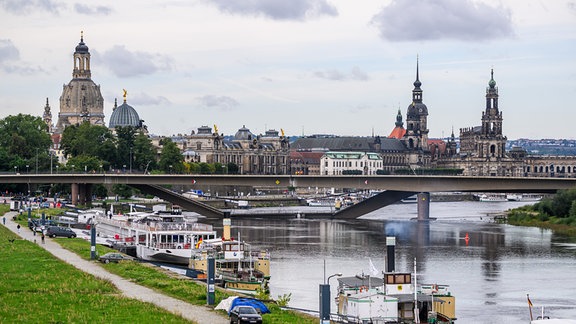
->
[
  {"left": 153, "top": 125, "right": 291, "bottom": 175},
  {"left": 54, "top": 33, "right": 105, "bottom": 132}
]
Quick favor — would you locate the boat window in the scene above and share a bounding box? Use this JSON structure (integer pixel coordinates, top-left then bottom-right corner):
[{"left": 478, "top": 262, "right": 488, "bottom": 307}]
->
[{"left": 386, "top": 273, "right": 411, "bottom": 284}]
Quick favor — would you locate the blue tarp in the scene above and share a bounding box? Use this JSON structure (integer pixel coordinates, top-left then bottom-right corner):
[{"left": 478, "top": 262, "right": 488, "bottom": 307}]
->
[{"left": 229, "top": 297, "right": 270, "bottom": 314}]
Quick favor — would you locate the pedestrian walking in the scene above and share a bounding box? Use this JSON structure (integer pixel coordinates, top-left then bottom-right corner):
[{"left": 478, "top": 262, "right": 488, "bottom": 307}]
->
[
  {"left": 17, "top": 224, "right": 20, "bottom": 233},
  {"left": 41, "top": 233, "right": 45, "bottom": 244},
  {"left": 2, "top": 216, "right": 5, "bottom": 225}
]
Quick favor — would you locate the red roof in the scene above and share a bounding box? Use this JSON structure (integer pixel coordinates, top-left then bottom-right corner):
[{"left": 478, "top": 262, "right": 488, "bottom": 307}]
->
[{"left": 388, "top": 126, "right": 406, "bottom": 139}]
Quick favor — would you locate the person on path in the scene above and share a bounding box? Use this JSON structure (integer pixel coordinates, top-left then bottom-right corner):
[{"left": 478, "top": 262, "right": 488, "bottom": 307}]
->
[
  {"left": 41, "top": 233, "right": 45, "bottom": 244},
  {"left": 17, "top": 224, "right": 20, "bottom": 233},
  {"left": 2, "top": 216, "right": 5, "bottom": 225}
]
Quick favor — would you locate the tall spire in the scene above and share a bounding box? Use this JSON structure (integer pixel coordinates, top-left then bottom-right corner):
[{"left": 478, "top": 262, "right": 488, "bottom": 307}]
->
[{"left": 413, "top": 55, "right": 422, "bottom": 89}]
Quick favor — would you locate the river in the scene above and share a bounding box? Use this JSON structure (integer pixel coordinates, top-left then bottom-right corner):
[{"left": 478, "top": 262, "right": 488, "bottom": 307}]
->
[{"left": 229, "top": 201, "right": 576, "bottom": 323}]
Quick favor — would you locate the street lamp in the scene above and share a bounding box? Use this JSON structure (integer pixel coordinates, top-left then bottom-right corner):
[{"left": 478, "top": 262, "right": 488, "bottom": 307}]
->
[
  {"left": 169, "top": 165, "right": 173, "bottom": 174},
  {"left": 14, "top": 166, "right": 17, "bottom": 174},
  {"left": 327, "top": 272, "right": 342, "bottom": 285},
  {"left": 320, "top": 272, "right": 342, "bottom": 323},
  {"left": 129, "top": 146, "right": 133, "bottom": 173},
  {"left": 26, "top": 165, "right": 29, "bottom": 174}
]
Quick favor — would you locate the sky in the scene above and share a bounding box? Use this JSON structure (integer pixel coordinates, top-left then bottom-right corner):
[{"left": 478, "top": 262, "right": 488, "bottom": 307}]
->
[{"left": 1, "top": 0, "right": 575, "bottom": 140}]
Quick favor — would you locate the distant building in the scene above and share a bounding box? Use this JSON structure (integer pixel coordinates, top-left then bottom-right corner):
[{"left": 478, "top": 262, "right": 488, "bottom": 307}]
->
[
  {"left": 108, "top": 90, "right": 146, "bottom": 132},
  {"left": 320, "top": 152, "right": 383, "bottom": 175},
  {"left": 152, "top": 125, "right": 291, "bottom": 174},
  {"left": 53, "top": 32, "right": 105, "bottom": 133}
]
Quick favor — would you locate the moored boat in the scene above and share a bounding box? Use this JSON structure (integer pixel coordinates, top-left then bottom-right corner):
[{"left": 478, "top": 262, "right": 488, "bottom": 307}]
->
[
  {"left": 478, "top": 193, "right": 507, "bottom": 202},
  {"left": 190, "top": 235, "right": 270, "bottom": 295},
  {"left": 336, "top": 237, "right": 456, "bottom": 323},
  {"left": 94, "top": 212, "right": 217, "bottom": 265}
]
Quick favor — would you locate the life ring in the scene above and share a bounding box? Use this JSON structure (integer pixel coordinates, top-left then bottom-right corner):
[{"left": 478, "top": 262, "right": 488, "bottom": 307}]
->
[{"left": 359, "top": 286, "right": 367, "bottom": 293}]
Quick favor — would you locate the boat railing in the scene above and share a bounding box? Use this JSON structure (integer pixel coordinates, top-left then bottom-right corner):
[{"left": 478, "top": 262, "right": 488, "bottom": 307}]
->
[{"left": 95, "top": 215, "right": 213, "bottom": 232}]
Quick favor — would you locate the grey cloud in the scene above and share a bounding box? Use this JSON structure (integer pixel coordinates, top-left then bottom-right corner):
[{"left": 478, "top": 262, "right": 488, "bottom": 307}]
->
[
  {"left": 568, "top": 1, "right": 576, "bottom": 13},
  {"left": 98, "top": 45, "right": 173, "bottom": 77},
  {"left": 0, "top": 0, "right": 63, "bottom": 14},
  {"left": 74, "top": 3, "right": 112, "bottom": 15},
  {"left": 0, "top": 39, "right": 19, "bottom": 63},
  {"left": 0, "top": 39, "right": 45, "bottom": 74},
  {"left": 204, "top": 0, "right": 337, "bottom": 21},
  {"left": 371, "top": 0, "right": 514, "bottom": 42},
  {"left": 196, "top": 95, "right": 239, "bottom": 111},
  {"left": 129, "top": 92, "right": 171, "bottom": 106},
  {"left": 314, "top": 66, "right": 369, "bottom": 81}
]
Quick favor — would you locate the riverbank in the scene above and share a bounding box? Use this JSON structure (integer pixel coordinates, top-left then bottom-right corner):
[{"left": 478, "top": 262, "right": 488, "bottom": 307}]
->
[{"left": 2, "top": 207, "right": 317, "bottom": 323}]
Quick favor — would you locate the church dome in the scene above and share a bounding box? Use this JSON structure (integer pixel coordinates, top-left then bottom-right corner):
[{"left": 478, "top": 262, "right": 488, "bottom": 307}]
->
[
  {"left": 235, "top": 125, "right": 254, "bottom": 140},
  {"left": 109, "top": 100, "right": 141, "bottom": 128},
  {"left": 75, "top": 36, "right": 89, "bottom": 54},
  {"left": 407, "top": 102, "right": 428, "bottom": 117}
]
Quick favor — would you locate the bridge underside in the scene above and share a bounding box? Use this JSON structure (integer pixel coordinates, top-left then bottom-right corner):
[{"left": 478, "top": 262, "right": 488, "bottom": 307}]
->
[
  {"left": 129, "top": 184, "right": 223, "bottom": 221},
  {"left": 333, "top": 190, "right": 418, "bottom": 219}
]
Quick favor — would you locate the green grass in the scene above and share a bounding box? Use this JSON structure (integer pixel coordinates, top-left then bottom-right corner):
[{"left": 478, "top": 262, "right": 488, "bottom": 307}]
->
[
  {"left": 56, "top": 237, "right": 318, "bottom": 323},
  {"left": 0, "top": 224, "right": 191, "bottom": 323}
]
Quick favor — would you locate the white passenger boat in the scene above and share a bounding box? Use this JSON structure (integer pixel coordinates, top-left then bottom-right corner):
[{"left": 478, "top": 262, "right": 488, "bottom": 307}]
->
[
  {"left": 478, "top": 193, "right": 507, "bottom": 202},
  {"left": 94, "top": 212, "right": 217, "bottom": 265},
  {"left": 528, "top": 294, "right": 576, "bottom": 323}
]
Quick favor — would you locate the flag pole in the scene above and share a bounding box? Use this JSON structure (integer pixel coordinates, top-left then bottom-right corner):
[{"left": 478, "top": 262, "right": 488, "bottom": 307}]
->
[{"left": 527, "top": 294, "right": 533, "bottom": 321}]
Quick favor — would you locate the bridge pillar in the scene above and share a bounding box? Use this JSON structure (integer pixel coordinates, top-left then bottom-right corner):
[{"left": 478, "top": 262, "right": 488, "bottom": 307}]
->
[
  {"left": 85, "top": 184, "right": 92, "bottom": 207},
  {"left": 71, "top": 183, "right": 79, "bottom": 205},
  {"left": 417, "top": 192, "right": 430, "bottom": 221},
  {"left": 78, "top": 184, "right": 86, "bottom": 205}
]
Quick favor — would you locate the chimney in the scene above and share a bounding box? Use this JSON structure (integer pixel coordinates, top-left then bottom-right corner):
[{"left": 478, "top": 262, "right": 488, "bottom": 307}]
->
[{"left": 386, "top": 236, "right": 395, "bottom": 273}]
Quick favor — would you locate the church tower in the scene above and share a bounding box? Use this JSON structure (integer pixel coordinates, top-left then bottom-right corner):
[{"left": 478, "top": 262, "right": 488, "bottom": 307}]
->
[
  {"left": 404, "top": 57, "right": 429, "bottom": 151},
  {"left": 42, "top": 98, "right": 53, "bottom": 134},
  {"left": 55, "top": 32, "right": 105, "bottom": 133},
  {"left": 477, "top": 69, "right": 506, "bottom": 159}
]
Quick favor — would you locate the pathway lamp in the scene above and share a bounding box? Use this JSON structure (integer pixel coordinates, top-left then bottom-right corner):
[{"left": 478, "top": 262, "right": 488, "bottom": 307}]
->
[
  {"left": 26, "top": 165, "right": 29, "bottom": 174},
  {"left": 14, "top": 166, "right": 17, "bottom": 174}
]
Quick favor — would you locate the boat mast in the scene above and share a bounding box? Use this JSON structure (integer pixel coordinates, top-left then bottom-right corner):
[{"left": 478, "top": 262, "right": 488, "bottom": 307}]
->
[{"left": 414, "top": 257, "right": 420, "bottom": 323}]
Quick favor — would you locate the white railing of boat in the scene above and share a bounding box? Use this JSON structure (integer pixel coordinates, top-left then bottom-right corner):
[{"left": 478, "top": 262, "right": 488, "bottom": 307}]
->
[{"left": 95, "top": 215, "right": 213, "bottom": 232}]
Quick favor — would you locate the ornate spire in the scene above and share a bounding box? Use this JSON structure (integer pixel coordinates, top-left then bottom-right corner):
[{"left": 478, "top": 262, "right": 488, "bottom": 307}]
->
[
  {"left": 395, "top": 108, "right": 403, "bottom": 127},
  {"left": 488, "top": 68, "right": 496, "bottom": 88},
  {"left": 413, "top": 55, "right": 422, "bottom": 89},
  {"left": 123, "top": 89, "right": 127, "bottom": 103}
]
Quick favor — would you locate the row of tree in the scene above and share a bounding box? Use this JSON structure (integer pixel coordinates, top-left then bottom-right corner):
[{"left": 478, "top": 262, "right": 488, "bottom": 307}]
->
[{"left": 0, "top": 114, "right": 241, "bottom": 175}]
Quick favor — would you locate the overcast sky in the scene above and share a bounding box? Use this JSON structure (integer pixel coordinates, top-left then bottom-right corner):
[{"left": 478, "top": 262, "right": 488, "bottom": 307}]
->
[{"left": 1, "top": 0, "right": 575, "bottom": 139}]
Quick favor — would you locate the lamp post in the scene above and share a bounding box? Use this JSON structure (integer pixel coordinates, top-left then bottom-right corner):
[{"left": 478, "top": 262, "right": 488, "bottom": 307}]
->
[
  {"left": 169, "top": 165, "right": 173, "bottom": 174},
  {"left": 129, "top": 147, "right": 133, "bottom": 173},
  {"left": 320, "top": 272, "right": 342, "bottom": 323},
  {"left": 14, "top": 166, "right": 17, "bottom": 174},
  {"left": 26, "top": 165, "right": 29, "bottom": 174}
]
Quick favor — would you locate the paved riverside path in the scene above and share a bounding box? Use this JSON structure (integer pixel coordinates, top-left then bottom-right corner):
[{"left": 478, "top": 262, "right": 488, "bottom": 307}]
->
[{"left": 3, "top": 212, "right": 228, "bottom": 324}]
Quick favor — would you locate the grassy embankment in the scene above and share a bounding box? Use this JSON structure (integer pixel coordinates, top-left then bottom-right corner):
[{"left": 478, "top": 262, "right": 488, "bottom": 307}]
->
[
  {"left": 504, "top": 189, "right": 576, "bottom": 237},
  {"left": 0, "top": 208, "right": 191, "bottom": 323},
  {"left": 7, "top": 207, "right": 317, "bottom": 323}
]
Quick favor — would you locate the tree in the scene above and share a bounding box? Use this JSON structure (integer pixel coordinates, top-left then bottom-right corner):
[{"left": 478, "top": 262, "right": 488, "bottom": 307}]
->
[
  {"left": 60, "top": 122, "right": 116, "bottom": 167},
  {"left": 133, "top": 131, "right": 157, "bottom": 172},
  {"left": 115, "top": 126, "right": 136, "bottom": 171},
  {"left": 0, "top": 114, "right": 52, "bottom": 171},
  {"left": 158, "top": 138, "right": 184, "bottom": 173}
]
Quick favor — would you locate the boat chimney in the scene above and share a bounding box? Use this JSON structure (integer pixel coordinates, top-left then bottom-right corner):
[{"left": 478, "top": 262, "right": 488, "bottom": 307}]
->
[
  {"left": 386, "top": 236, "right": 395, "bottom": 272},
  {"left": 223, "top": 213, "right": 231, "bottom": 241}
]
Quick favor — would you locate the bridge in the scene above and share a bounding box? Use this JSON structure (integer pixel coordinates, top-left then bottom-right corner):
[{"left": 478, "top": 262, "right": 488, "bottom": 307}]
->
[{"left": 4, "top": 174, "right": 576, "bottom": 220}]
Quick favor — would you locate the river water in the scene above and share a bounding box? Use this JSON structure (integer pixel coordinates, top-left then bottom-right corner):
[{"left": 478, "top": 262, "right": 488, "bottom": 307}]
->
[{"left": 230, "top": 201, "right": 576, "bottom": 323}]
